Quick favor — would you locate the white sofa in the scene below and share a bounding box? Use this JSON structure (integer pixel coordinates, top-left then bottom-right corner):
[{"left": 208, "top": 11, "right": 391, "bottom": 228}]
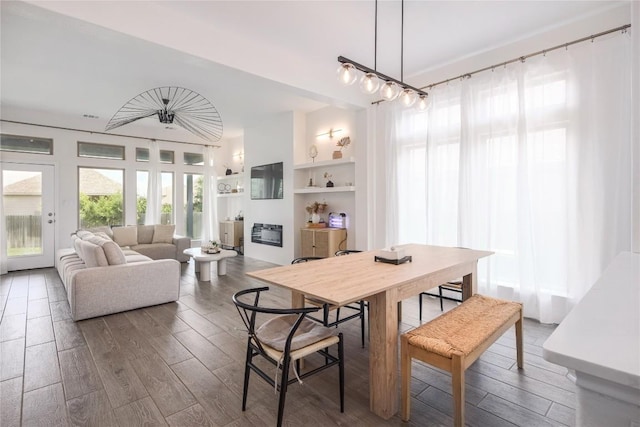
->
[{"left": 56, "top": 225, "right": 186, "bottom": 321}]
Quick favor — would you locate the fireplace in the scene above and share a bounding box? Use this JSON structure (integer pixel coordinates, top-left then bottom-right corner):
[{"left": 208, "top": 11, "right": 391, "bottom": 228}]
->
[{"left": 251, "top": 223, "right": 283, "bottom": 247}]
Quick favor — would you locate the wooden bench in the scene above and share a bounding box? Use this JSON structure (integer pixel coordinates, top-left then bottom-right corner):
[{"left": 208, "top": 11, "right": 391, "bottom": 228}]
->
[{"left": 401, "top": 294, "right": 523, "bottom": 427}]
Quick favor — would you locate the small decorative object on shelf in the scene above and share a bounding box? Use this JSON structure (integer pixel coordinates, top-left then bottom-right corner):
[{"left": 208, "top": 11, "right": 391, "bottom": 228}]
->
[
  {"left": 309, "top": 144, "right": 318, "bottom": 162},
  {"left": 305, "top": 201, "right": 328, "bottom": 225},
  {"left": 224, "top": 164, "right": 232, "bottom": 175},
  {"left": 333, "top": 136, "right": 351, "bottom": 159},
  {"left": 324, "top": 172, "right": 334, "bottom": 187}
]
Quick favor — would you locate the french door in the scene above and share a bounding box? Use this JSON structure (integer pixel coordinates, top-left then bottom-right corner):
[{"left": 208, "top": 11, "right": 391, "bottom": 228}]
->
[{"left": 2, "top": 162, "right": 55, "bottom": 270}]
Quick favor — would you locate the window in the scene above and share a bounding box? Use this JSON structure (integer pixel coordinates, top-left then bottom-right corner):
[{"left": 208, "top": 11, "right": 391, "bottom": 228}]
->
[
  {"left": 161, "top": 172, "right": 174, "bottom": 224},
  {"left": 184, "top": 173, "right": 203, "bottom": 238},
  {"left": 135, "top": 148, "right": 175, "bottom": 164},
  {"left": 137, "top": 171, "right": 174, "bottom": 225},
  {"left": 136, "top": 171, "right": 148, "bottom": 225},
  {"left": 184, "top": 152, "right": 204, "bottom": 166},
  {"left": 1, "top": 134, "right": 53, "bottom": 155},
  {"left": 78, "top": 142, "right": 125, "bottom": 160},
  {"left": 78, "top": 167, "right": 124, "bottom": 228}
]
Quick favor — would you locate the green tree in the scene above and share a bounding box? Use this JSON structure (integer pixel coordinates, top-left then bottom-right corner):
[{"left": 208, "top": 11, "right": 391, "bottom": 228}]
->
[
  {"left": 136, "top": 196, "right": 147, "bottom": 224},
  {"left": 79, "top": 192, "right": 124, "bottom": 228}
]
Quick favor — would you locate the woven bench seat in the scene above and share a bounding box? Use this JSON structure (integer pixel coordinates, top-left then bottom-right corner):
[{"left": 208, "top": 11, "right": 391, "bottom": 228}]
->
[{"left": 401, "top": 294, "right": 523, "bottom": 427}]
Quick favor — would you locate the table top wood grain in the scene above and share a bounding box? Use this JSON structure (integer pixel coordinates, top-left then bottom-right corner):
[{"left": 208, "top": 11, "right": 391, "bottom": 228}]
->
[{"left": 246, "top": 244, "right": 493, "bottom": 306}]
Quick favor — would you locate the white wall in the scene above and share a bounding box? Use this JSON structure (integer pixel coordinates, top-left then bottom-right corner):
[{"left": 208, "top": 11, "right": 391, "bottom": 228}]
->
[
  {"left": 632, "top": 1, "right": 640, "bottom": 253},
  {"left": 243, "top": 111, "right": 298, "bottom": 265}
]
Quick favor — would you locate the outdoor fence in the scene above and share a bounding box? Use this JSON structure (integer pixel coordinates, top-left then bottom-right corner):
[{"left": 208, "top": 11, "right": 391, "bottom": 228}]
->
[{"left": 6, "top": 215, "right": 42, "bottom": 250}]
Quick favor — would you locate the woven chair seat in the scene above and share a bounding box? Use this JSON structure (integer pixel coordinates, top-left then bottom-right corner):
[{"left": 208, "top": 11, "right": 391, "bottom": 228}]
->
[{"left": 405, "top": 294, "right": 521, "bottom": 358}]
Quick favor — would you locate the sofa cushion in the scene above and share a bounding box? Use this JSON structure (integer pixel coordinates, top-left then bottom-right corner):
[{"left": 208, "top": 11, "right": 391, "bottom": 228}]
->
[
  {"left": 77, "top": 240, "right": 108, "bottom": 267},
  {"left": 137, "top": 225, "right": 155, "bottom": 244},
  {"left": 152, "top": 224, "right": 175, "bottom": 244},
  {"left": 86, "top": 235, "right": 126, "bottom": 265},
  {"left": 93, "top": 231, "right": 112, "bottom": 241},
  {"left": 72, "top": 235, "right": 83, "bottom": 259},
  {"left": 113, "top": 226, "right": 138, "bottom": 247},
  {"left": 131, "top": 243, "right": 176, "bottom": 260},
  {"left": 88, "top": 226, "right": 114, "bottom": 240},
  {"left": 75, "top": 229, "right": 93, "bottom": 240}
]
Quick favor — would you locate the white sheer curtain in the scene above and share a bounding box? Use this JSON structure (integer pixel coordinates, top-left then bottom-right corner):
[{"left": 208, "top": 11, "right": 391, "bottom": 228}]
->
[
  {"left": 391, "top": 32, "right": 632, "bottom": 323},
  {"left": 145, "top": 140, "right": 162, "bottom": 225},
  {"left": 0, "top": 170, "right": 7, "bottom": 275},
  {"left": 201, "top": 146, "right": 219, "bottom": 243}
]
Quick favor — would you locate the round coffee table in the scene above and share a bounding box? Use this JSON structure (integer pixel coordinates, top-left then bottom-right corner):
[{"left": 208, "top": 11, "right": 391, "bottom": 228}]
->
[{"left": 183, "top": 248, "right": 238, "bottom": 281}]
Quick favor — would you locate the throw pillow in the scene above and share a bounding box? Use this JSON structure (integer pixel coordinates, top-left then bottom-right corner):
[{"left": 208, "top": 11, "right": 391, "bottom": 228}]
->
[
  {"left": 86, "top": 235, "right": 127, "bottom": 265},
  {"left": 88, "top": 226, "right": 113, "bottom": 240},
  {"left": 101, "top": 240, "right": 127, "bottom": 265},
  {"left": 137, "top": 225, "right": 155, "bottom": 244},
  {"left": 93, "top": 231, "right": 112, "bottom": 241},
  {"left": 152, "top": 224, "right": 175, "bottom": 244},
  {"left": 77, "top": 240, "right": 109, "bottom": 267},
  {"left": 112, "top": 226, "right": 138, "bottom": 247}
]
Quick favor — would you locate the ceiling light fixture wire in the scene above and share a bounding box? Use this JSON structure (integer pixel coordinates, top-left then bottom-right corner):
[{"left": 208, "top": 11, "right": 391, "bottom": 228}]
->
[{"left": 337, "top": 0, "right": 428, "bottom": 105}]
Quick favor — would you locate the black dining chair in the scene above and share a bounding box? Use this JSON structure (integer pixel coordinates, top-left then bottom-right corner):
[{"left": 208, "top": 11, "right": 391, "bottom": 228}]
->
[
  {"left": 232, "top": 287, "right": 344, "bottom": 427},
  {"left": 419, "top": 280, "right": 463, "bottom": 319},
  {"left": 292, "top": 256, "right": 366, "bottom": 347}
]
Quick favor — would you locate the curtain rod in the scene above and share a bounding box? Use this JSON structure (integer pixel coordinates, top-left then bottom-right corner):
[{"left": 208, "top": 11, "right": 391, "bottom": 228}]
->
[
  {"left": 373, "top": 23, "right": 631, "bottom": 105},
  {"left": 0, "top": 119, "right": 221, "bottom": 148}
]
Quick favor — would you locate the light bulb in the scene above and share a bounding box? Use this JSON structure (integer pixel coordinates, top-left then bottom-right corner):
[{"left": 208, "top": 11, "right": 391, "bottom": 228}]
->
[
  {"left": 399, "top": 89, "right": 417, "bottom": 107},
  {"left": 336, "top": 63, "right": 358, "bottom": 86},
  {"left": 359, "top": 72, "right": 380, "bottom": 94},
  {"left": 379, "top": 81, "right": 400, "bottom": 101},
  {"left": 416, "top": 94, "right": 429, "bottom": 111}
]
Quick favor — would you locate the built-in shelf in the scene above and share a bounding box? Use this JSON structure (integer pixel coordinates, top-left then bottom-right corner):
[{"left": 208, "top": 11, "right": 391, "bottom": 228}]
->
[
  {"left": 294, "top": 186, "right": 355, "bottom": 194},
  {"left": 217, "top": 192, "right": 244, "bottom": 198},
  {"left": 293, "top": 157, "right": 355, "bottom": 170},
  {"left": 217, "top": 173, "right": 244, "bottom": 180}
]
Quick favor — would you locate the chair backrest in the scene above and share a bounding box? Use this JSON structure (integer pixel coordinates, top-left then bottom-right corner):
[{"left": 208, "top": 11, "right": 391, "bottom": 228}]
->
[
  {"left": 232, "top": 287, "right": 321, "bottom": 355},
  {"left": 335, "top": 250, "right": 362, "bottom": 256},
  {"left": 291, "top": 257, "right": 324, "bottom": 264}
]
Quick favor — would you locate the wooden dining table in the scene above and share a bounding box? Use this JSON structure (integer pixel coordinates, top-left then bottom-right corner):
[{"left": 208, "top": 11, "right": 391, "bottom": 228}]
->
[{"left": 246, "top": 244, "right": 493, "bottom": 420}]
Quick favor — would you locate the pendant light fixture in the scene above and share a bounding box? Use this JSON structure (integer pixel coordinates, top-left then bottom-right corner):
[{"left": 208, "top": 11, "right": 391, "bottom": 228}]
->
[{"left": 337, "top": 0, "right": 428, "bottom": 110}]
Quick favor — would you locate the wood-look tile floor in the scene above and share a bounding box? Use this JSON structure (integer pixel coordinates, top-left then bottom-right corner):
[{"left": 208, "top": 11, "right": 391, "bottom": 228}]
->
[{"left": 0, "top": 256, "right": 576, "bottom": 426}]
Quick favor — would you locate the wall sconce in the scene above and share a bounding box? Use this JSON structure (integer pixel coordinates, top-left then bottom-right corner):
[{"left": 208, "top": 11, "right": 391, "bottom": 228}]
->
[
  {"left": 232, "top": 151, "right": 244, "bottom": 162},
  {"left": 316, "top": 128, "right": 343, "bottom": 139}
]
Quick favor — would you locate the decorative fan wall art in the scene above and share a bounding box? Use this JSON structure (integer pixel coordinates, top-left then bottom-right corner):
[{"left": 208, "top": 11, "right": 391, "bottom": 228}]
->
[{"left": 105, "top": 87, "right": 223, "bottom": 141}]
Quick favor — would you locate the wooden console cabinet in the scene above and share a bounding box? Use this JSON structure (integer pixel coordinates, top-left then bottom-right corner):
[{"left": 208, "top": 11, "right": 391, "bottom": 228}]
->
[
  {"left": 220, "top": 220, "right": 244, "bottom": 249},
  {"left": 300, "top": 227, "right": 346, "bottom": 258}
]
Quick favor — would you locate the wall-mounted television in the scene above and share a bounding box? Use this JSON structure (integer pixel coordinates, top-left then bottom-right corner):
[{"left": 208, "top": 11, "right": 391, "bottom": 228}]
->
[{"left": 250, "top": 162, "right": 283, "bottom": 200}]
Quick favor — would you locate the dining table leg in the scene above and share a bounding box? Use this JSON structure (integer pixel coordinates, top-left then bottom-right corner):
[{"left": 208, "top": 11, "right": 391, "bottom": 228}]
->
[
  {"left": 368, "top": 289, "right": 399, "bottom": 419},
  {"left": 462, "top": 263, "right": 478, "bottom": 301}
]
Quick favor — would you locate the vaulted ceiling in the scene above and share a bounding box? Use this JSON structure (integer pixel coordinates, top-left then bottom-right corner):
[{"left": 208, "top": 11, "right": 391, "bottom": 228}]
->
[{"left": 1, "top": 1, "right": 628, "bottom": 144}]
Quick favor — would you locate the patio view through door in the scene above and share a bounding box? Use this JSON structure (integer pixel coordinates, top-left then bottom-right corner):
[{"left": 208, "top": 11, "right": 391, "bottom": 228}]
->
[{"left": 2, "top": 163, "right": 55, "bottom": 270}]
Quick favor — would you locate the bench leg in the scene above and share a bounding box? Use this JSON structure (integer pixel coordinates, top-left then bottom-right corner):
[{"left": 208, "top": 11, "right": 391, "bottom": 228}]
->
[
  {"left": 401, "top": 336, "right": 411, "bottom": 421},
  {"left": 515, "top": 311, "right": 524, "bottom": 369},
  {"left": 452, "top": 352, "right": 465, "bottom": 427}
]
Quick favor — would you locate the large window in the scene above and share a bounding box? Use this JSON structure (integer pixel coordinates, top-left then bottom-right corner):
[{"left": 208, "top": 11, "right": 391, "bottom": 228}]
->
[
  {"left": 184, "top": 173, "right": 202, "bottom": 238},
  {"left": 78, "top": 167, "right": 124, "bottom": 228},
  {"left": 391, "top": 36, "right": 631, "bottom": 323},
  {"left": 136, "top": 171, "right": 174, "bottom": 224}
]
